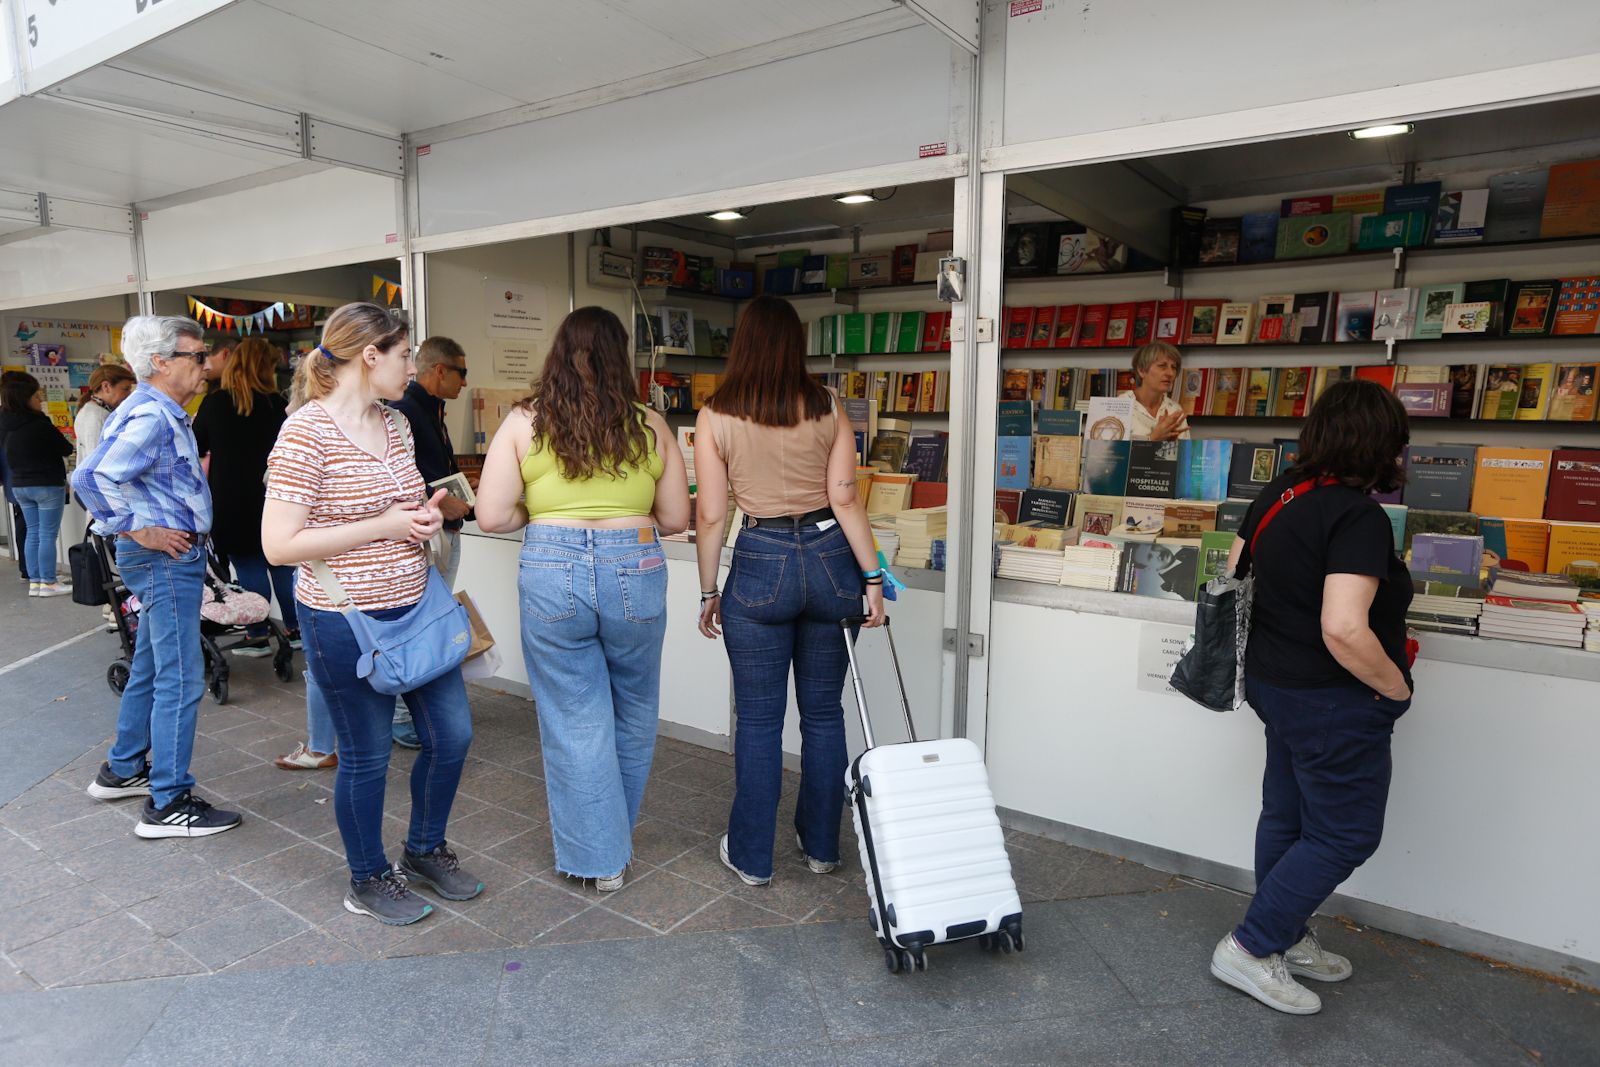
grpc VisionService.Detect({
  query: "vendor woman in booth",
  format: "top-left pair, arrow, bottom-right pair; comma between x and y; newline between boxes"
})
1120,341 -> 1190,441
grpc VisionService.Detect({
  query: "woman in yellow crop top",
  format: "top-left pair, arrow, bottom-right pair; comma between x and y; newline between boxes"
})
476,307 -> 689,891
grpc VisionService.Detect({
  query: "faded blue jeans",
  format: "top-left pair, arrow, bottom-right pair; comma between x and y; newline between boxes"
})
107,540 -> 207,808
13,484 -> 64,582
721,523 -> 863,880
518,525 -> 667,879
301,604 -> 474,882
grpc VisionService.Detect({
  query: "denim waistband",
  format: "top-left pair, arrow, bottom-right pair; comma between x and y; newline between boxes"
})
523,524 -> 659,546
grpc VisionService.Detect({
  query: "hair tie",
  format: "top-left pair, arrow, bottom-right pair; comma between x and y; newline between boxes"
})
316,344 -> 335,360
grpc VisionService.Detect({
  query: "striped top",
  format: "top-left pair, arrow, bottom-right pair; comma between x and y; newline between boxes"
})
72,383 -> 212,536
266,401 -> 428,612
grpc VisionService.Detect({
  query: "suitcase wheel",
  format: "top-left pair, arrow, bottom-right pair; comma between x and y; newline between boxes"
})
885,943 -> 929,974
978,920 -> 1025,954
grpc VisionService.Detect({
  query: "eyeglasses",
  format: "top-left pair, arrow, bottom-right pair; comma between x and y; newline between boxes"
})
445,364 -> 468,381
165,348 -> 209,366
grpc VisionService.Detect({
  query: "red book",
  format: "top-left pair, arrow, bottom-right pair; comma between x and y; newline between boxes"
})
1030,306 -> 1057,348
1005,306 -> 1035,349
1115,370 -> 1136,393
1181,299 -> 1224,345
1153,299 -> 1187,342
1546,448 -> 1600,522
892,244 -> 918,285
1053,305 -> 1082,347
1281,195 -> 1333,217
939,314 -> 952,351
910,482 -> 949,510
993,489 -> 1022,523
921,311 -> 947,352
1077,304 -> 1110,348
1354,365 -> 1398,390
1130,300 -> 1158,346
1104,302 -> 1137,347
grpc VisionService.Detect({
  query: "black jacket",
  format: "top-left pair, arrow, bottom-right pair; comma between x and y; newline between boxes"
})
0,408 -> 72,488
192,388 -> 288,556
388,381 -> 465,531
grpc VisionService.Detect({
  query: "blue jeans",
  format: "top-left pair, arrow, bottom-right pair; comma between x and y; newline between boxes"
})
301,604 -> 474,882
518,525 -> 668,878
304,671 -> 337,755
721,523 -> 863,880
1234,676 -> 1410,957
394,531 -> 460,727
13,485 -> 64,582
108,541 -> 207,808
230,552 -> 298,638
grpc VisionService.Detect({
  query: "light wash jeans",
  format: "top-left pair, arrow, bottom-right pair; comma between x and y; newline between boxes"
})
518,524 -> 667,878
107,540 -> 207,808
394,529 -> 461,727
13,484 -> 65,582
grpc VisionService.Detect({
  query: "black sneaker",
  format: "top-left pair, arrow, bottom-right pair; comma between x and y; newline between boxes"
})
396,842 -> 485,901
285,628 -> 303,651
135,792 -> 242,839
231,637 -> 273,659
344,868 -> 433,926
87,761 -> 150,801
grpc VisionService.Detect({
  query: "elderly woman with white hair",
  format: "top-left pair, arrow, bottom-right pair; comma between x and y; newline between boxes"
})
72,314 -> 244,841
1120,341 -> 1191,441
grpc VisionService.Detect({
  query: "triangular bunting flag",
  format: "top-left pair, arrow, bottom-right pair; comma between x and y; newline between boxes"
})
372,275 -> 384,299
386,282 -> 399,306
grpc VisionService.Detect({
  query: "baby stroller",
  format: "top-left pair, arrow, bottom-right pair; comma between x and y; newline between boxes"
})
95,536 -> 295,705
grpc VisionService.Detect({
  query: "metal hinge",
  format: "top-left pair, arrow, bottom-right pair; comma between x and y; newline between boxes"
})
942,629 -> 986,658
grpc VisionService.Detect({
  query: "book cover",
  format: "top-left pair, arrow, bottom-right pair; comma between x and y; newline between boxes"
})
1515,363 -> 1555,420
1334,291 -> 1376,342
1243,368 -> 1273,416
1004,222 -> 1052,276
1486,169 -> 1549,243
1216,302 -> 1254,345
1353,365 -> 1398,390
1253,293 -> 1295,342
1552,276 -> 1600,336
1358,210 -> 1429,250
1121,497 -> 1167,536
1472,447 -> 1553,519
1291,291 -> 1335,344
1077,304 -> 1110,348
921,311 -> 947,352
1121,542 -> 1200,601
1276,213 -> 1350,259
993,489 -> 1023,523
1403,509 -> 1480,554
1176,439 -> 1232,500
1383,180 -> 1442,218
891,244 -> 918,285
1207,367 -> 1244,416
867,474 -> 915,515
1281,195 -> 1334,217
1198,530 -> 1238,590
1033,434 -> 1083,490
1020,488 -> 1075,527
1239,212 -> 1279,264
1430,188 -> 1488,244
1227,442 -> 1278,500
1055,229 -> 1128,274
1037,408 -> 1082,435
1414,283 -> 1465,339
1275,438 -> 1301,476
1130,300 -> 1158,346
1545,521 -> 1600,590
1199,217 -> 1242,265
1085,396 -> 1135,441
1153,299 -> 1186,343
1546,449 -> 1600,522
1217,500 -> 1251,533
894,312 -> 924,354
997,399 -> 1034,437
1311,365 -> 1355,403
1506,279 -> 1560,336
995,436 -> 1032,491
1539,160 -> 1600,239
1177,367 -> 1210,417
1447,364 -> 1480,419
1396,382 -> 1452,418
1409,533 -> 1484,585
1270,368 -> 1312,418
1461,278 -> 1511,334
1404,445 -> 1477,511
1001,368 -> 1034,402
1052,305 -> 1082,347
1004,306 -> 1035,349
1076,494 -> 1125,536
1477,365 -> 1523,419
1182,299 -> 1223,345
1380,503 -> 1408,551
1029,306 -> 1057,348
1104,302 -> 1136,347
902,435 -> 949,483
1371,288 -> 1414,341
909,482 -> 948,510
1127,439 -> 1180,497
1082,440 -> 1132,495
869,313 -> 896,354
1170,206 -> 1207,266
1163,502 -> 1219,540
1441,302 -> 1492,334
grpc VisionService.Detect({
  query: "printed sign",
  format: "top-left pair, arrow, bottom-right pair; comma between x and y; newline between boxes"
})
1010,0 -> 1043,16
1135,622 -> 1192,696
484,278 -> 548,341
919,142 -> 949,159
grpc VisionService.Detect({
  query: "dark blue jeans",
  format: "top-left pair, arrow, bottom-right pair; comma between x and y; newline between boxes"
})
301,604 -> 473,882
230,552 -> 298,638
722,523 -> 863,879
1234,675 -> 1410,957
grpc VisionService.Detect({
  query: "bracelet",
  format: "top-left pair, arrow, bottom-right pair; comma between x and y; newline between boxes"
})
864,577 -> 884,586
861,568 -> 883,580
700,590 -> 720,602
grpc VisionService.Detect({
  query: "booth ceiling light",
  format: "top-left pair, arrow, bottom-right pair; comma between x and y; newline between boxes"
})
1348,122 -> 1415,140
706,209 -> 747,221
833,192 -> 878,204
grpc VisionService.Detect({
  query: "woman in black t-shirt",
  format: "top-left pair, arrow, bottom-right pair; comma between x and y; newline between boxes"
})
1208,380 -> 1414,1017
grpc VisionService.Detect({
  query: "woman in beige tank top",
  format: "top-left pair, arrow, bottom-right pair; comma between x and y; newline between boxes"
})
694,296 -> 886,886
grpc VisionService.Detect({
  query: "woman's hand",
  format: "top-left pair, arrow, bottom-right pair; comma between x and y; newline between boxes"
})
698,593 -> 722,639
862,583 -> 887,627
406,489 -> 449,543
1151,410 -> 1187,441
379,500 -> 425,541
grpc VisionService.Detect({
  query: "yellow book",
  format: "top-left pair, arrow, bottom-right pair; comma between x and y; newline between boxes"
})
1515,362 -> 1555,420
1470,447 -> 1553,520
1545,522 -> 1600,590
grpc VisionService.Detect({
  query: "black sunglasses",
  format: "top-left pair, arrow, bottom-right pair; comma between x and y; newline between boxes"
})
166,348 -> 209,366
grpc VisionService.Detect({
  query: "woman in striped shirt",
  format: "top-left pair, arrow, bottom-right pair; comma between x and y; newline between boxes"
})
263,303 -> 483,927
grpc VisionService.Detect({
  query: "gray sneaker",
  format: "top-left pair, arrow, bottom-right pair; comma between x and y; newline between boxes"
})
396,843 -> 485,901
1286,928 -> 1354,982
1210,933 -> 1322,1015
344,868 -> 433,925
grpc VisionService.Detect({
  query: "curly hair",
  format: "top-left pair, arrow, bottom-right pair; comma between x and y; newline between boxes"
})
523,306 -> 651,479
1289,379 -> 1410,493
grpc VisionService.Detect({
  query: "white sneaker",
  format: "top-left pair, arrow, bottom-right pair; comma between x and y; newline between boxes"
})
28,582 -> 40,597
1210,933 -> 1322,1015
594,871 -> 626,893
719,834 -> 770,886
1286,929 -> 1353,982
795,832 -> 838,874
33,582 -> 71,598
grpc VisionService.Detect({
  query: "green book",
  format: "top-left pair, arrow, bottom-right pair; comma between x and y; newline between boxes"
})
818,315 -> 835,355
1276,213 -> 1352,259
997,400 -> 1034,437
776,248 -> 809,270
895,312 -> 924,353
1357,211 -> 1429,250
840,313 -> 870,355
1197,530 -> 1237,593
826,254 -> 851,290
869,313 -> 896,354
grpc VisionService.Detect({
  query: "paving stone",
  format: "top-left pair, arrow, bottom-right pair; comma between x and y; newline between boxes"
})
380,916 -> 512,958
670,894 -> 792,936
270,867 -> 355,927
0,976 -> 185,1064
321,905 -> 458,958
1057,848 -> 1178,899
663,837 -> 741,891
237,779 -> 338,839
467,878 -> 591,945
532,905 -> 660,946
440,804 -> 540,851
0,856 -> 83,908
1424,962 -> 1600,1067
233,731 -> 309,762
602,870 -> 723,933
73,847 -> 212,907
10,911 -> 159,988
184,819 -> 303,873
171,898 -> 310,970
230,841 -> 345,897
185,746 -> 267,781
454,763 -> 545,806
128,872 -> 262,937
482,827 -> 557,878
834,1007 -> 1175,1066
725,866 -> 856,922
63,939 -> 210,986
219,928 -> 367,972
206,760 -> 298,802
630,816 -> 711,868
0,880 -> 122,952
656,755 -> 737,795
1061,884 -> 1250,1007
641,1045 -> 841,1067
0,960 -> 41,994
441,846 -> 530,902
21,807 -> 141,856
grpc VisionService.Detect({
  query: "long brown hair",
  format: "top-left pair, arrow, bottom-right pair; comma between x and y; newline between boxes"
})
1289,379 -> 1410,493
707,295 -> 830,426
223,337 -> 279,416
291,302 -> 407,410
524,306 -> 651,479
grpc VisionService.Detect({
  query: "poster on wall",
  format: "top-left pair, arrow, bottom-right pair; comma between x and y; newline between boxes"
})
485,278 -> 549,341
6,318 -> 119,365
490,340 -> 538,387
1135,622 -> 1193,696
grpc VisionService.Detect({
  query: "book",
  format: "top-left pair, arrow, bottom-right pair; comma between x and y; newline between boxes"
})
1476,365 -> 1520,419
891,244 -> 918,285
1075,494 -> 1125,536
1217,500 -> 1251,534
1485,168 -> 1549,243
1552,277 -> 1600,335
1448,364 -> 1480,419
1104,302 -> 1136,347
1176,439 -> 1231,500
997,399 -> 1034,437
1036,408 -> 1082,436
1121,497 -> 1167,536
1357,211 -> 1429,250
1384,180 -> 1441,220
1409,533 -> 1484,585
1291,292 -> 1335,344
1077,304 -> 1109,347
1005,224 -> 1051,277
1403,509 -> 1479,554
1243,368 -> 1273,417
1539,160 -> 1600,239
1483,518 -> 1551,576
1206,367 -> 1244,416
1153,300 -> 1186,343
1126,439 -> 1180,497
1506,280 -> 1560,336
1253,293 -> 1295,342
1370,288 -> 1414,341
1380,503 -> 1408,551
1177,367 -> 1209,417
866,472 -> 916,516
1216,302 -> 1254,345
894,312 -> 924,354
1274,438 -> 1300,477
1182,299 -> 1223,345
1004,306 -> 1035,349
1280,195 -> 1333,217
1052,305 -> 1082,347
1130,300 -> 1158,346
1489,571 -> 1580,600
1515,363 -> 1555,420
1413,283 -> 1465,339
921,311 -> 947,352
1082,441 -> 1132,495
1270,367 -> 1313,418
1545,522 -> 1600,590
1121,542 -> 1200,601
1085,396 -> 1135,441
1227,443 -> 1278,500
1276,213 -> 1351,258
1170,206 -> 1207,266
867,418 -> 913,472
995,436 -> 1032,490
1353,365 -> 1398,391
1197,530 -> 1238,590
1433,188 -> 1489,243
1546,449 -> 1600,522
1441,302 -> 1493,334
1019,488 -> 1075,527
1334,291 -> 1376,342
1461,278 -> 1511,334
1198,217 -> 1241,265
902,434 -> 949,484
1403,445 -> 1476,510
1029,306 -> 1058,348
1239,212 -> 1279,264
1395,382 -> 1452,418
1311,365 -> 1356,404
1163,502 -> 1218,540
1032,434 -> 1082,490
1055,228 -> 1127,274
1471,447 -> 1553,520
993,489 -> 1023,523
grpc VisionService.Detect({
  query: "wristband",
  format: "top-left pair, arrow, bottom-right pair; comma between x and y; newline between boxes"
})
861,568 -> 883,580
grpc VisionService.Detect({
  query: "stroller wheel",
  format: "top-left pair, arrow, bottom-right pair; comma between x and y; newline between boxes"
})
209,673 -> 229,705
273,656 -> 293,683
107,661 -> 130,695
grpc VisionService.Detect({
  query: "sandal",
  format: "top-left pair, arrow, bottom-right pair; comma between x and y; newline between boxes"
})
274,742 -> 337,770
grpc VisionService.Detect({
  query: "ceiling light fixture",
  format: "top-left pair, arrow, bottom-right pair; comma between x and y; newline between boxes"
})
1348,122 -> 1415,140
705,209 -> 746,221
833,192 -> 877,204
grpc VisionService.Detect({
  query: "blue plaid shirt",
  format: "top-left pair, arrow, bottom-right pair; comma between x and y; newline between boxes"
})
72,383 -> 213,536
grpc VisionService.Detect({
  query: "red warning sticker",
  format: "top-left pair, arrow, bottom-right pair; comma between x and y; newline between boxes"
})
1010,0 -> 1042,15
919,142 -> 949,159
416,144 -> 431,157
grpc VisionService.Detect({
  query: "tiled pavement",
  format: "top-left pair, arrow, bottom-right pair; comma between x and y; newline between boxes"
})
1,579 -> 1597,1065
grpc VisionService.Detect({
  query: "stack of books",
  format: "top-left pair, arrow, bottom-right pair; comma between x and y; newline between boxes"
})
1059,545 -> 1121,591
871,523 -> 901,569
1581,592 -> 1600,652
1407,579 -> 1485,636
930,538 -> 946,571
895,508 -> 947,570
1478,572 -> 1586,647
997,544 -> 1066,584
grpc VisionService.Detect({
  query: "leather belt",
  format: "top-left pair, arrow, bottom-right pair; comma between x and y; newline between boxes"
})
747,507 -> 835,530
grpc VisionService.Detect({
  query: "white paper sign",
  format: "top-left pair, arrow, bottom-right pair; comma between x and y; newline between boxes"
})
1136,622 -> 1193,696
490,339 -> 537,385
484,278 -> 548,340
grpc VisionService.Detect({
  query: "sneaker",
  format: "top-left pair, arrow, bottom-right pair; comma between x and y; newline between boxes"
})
719,834 -> 770,887
1210,933 -> 1322,1015
27,582 -> 39,597
594,871 -> 626,893
274,742 -> 337,770
1286,929 -> 1354,983
795,831 -> 838,874
285,628 -> 302,651
396,842 -> 484,901
33,582 -> 71,598
344,868 -> 432,926
231,637 -> 273,658
86,761 -> 151,801
135,792 -> 242,839
391,720 -> 421,749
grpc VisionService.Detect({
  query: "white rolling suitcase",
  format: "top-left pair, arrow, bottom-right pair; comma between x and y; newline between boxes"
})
841,617 -> 1024,974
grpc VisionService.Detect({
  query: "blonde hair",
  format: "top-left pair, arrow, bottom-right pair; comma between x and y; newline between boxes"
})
290,302 -> 408,408
1131,341 -> 1182,385
222,337 -> 280,416
87,363 -> 136,394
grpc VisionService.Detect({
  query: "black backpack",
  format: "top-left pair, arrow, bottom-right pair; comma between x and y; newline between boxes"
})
69,530 -> 110,606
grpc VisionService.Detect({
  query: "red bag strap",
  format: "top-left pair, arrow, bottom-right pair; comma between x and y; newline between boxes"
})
1248,478 -> 1326,556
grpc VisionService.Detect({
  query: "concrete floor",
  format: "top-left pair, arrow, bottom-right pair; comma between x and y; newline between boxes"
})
0,572 -> 1596,1066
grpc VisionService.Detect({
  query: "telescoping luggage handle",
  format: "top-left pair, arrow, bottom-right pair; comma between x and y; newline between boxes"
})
839,616 -> 916,749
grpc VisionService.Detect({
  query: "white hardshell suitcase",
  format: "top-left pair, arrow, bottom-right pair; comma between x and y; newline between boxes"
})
842,617 -> 1023,973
